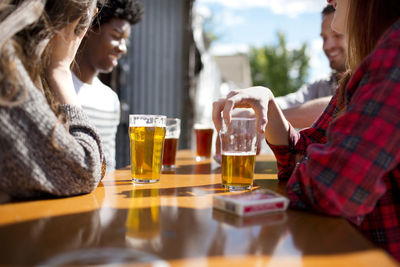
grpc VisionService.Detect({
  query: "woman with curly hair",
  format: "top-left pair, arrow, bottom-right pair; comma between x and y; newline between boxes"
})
0,0 -> 106,199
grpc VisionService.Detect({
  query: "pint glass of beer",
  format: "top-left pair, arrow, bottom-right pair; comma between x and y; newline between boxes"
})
129,115 -> 166,183
219,117 -> 257,191
194,123 -> 214,161
162,118 -> 181,169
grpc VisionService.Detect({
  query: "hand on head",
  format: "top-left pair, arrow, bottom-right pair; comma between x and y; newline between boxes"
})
47,18 -> 89,71
44,18 -> 92,106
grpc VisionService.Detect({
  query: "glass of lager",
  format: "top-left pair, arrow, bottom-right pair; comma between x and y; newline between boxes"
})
162,118 -> 181,170
194,122 -> 214,161
129,115 -> 166,183
219,117 -> 257,191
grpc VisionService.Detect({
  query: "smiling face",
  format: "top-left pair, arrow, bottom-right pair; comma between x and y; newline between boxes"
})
83,17 -> 131,74
321,12 -> 347,73
327,0 -> 349,34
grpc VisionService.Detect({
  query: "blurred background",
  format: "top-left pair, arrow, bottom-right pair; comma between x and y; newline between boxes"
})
104,0 -> 329,168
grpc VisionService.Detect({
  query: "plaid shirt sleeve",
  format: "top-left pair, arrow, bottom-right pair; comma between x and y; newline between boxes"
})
270,21 -> 400,220
268,95 -> 334,180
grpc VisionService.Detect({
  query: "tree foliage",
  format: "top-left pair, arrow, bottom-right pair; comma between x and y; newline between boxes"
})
201,14 -> 222,50
203,15 -> 219,44
249,32 -> 310,97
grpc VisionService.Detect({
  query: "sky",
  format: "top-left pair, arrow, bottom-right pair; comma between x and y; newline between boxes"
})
194,0 -> 330,83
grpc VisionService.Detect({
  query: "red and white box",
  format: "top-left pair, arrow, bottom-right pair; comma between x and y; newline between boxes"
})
213,189 -> 289,216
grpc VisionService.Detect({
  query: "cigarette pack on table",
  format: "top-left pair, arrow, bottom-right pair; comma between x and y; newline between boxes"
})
212,209 -> 287,227
213,189 -> 289,216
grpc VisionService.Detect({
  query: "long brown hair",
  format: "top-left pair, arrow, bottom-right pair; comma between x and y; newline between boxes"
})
336,0 -> 400,112
0,0 -> 100,114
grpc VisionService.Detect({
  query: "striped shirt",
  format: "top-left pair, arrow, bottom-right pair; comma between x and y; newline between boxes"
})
72,73 -> 120,171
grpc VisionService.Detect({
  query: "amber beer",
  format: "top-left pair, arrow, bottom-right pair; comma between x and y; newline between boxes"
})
162,118 -> 181,169
194,124 -> 214,160
162,137 -> 178,167
219,117 -> 257,191
129,126 -> 166,183
221,152 -> 256,190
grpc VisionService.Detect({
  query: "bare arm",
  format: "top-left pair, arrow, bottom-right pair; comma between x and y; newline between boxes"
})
282,96 -> 331,128
265,98 -> 290,145
45,19 -> 88,106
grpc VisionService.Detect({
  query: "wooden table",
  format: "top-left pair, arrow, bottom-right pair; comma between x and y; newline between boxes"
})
0,150 -> 397,266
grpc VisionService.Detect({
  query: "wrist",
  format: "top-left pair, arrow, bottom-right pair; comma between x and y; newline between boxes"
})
45,67 -> 79,106
265,87 -> 274,102
46,64 -> 72,79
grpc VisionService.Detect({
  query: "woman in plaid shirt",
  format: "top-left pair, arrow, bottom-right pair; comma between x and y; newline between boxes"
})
213,0 -> 400,261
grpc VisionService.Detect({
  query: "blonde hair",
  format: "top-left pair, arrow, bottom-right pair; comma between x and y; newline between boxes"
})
336,0 -> 400,112
0,0 -> 99,114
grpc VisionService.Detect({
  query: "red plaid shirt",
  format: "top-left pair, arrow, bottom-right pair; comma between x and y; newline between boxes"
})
269,18 -> 400,261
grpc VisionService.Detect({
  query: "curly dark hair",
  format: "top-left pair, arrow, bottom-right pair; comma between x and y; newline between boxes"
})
322,4 -> 335,17
95,0 -> 143,27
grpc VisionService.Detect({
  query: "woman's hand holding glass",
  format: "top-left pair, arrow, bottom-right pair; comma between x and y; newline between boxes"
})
212,86 -> 273,134
212,86 -> 290,147
48,19 -> 88,71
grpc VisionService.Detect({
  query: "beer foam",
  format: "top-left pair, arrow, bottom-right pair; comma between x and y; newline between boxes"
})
194,123 -> 214,130
131,124 -> 166,127
222,152 -> 256,156
129,115 -> 166,127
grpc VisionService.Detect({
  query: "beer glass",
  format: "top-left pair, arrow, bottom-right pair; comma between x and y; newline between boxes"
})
219,117 -> 257,191
162,118 -> 181,169
129,115 -> 166,183
194,123 -> 214,161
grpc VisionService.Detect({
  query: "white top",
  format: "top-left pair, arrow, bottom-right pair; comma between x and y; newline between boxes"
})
72,73 -> 120,171
275,72 -> 338,110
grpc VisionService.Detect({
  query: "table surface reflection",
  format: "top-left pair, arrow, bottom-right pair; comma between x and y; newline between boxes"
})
0,150 -> 397,266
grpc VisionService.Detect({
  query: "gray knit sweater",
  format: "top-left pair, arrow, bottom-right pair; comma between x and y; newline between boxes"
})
0,57 -> 105,199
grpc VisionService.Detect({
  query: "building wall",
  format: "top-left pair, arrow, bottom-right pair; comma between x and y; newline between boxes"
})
214,54 -> 253,88
115,0 -> 195,169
